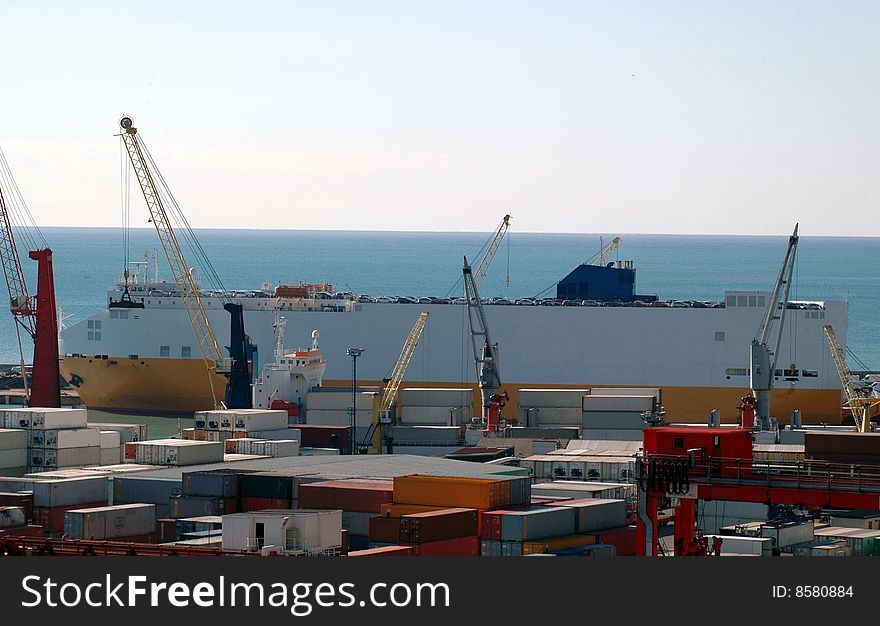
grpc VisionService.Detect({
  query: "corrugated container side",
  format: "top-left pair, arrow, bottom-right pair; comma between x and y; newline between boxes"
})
399,508 -> 478,544
379,503 -> 447,518
407,535 -> 479,556
522,533 -> 597,555
34,500 -> 107,533
241,473 -> 296,499
241,496 -> 291,512
170,495 -> 239,518
114,477 -> 181,506
33,477 -> 109,508
369,516 -> 402,543
555,498 -> 627,533
298,480 -> 393,513
500,507 -> 577,542
592,526 -> 637,556
393,475 -> 507,509
480,539 -> 502,556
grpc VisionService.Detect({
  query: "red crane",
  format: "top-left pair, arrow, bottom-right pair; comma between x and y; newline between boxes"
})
0,150 -> 60,407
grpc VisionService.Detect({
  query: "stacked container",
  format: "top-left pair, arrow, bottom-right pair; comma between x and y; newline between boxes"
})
127,440 -> 224,466
0,428 -> 27,475
2,408 -> 100,473
517,389 -> 591,426
400,388 -> 473,426
64,503 -> 156,541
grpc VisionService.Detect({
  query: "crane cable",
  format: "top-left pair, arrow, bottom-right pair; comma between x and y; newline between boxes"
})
0,145 -> 46,251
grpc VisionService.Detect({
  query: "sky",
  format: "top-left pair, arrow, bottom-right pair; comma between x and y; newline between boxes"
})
1,0 -> 878,235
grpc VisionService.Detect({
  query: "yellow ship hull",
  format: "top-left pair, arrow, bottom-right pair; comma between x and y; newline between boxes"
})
61,355 -> 845,425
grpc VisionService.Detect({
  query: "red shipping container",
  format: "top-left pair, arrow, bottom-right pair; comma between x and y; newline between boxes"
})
298,480 -> 393,513
124,442 -> 137,460
480,510 -> 517,541
369,516 -> 402,543
407,535 -> 480,556
241,497 -> 291,512
595,526 -> 637,556
348,545 -> 414,557
296,425 -> 352,455
34,501 -> 107,533
400,508 -> 478,544
0,524 -> 44,539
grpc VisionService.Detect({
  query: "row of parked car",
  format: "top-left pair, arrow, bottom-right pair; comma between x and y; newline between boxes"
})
311,292 -> 728,308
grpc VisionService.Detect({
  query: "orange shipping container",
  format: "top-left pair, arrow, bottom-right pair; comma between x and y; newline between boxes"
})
522,533 -> 597,555
123,442 -> 137,461
393,475 -> 508,510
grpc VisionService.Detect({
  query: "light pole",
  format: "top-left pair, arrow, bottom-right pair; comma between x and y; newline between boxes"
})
346,347 -> 364,454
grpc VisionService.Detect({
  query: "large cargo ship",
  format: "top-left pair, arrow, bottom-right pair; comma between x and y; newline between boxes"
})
59,258 -> 847,424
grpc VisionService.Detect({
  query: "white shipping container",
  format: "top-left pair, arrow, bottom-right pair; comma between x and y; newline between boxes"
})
0,428 -> 27,451
100,448 -> 122,466
581,411 -> 648,430
99,431 -> 121,450
250,440 -> 299,458
306,391 -> 377,411
87,423 -> 147,443
28,446 -> 101,469
401,388 -> 474,407
2,408 -> 88,430
194,409 -> 289,433
32,476 -> 109,507
305,409 -> 374,428
133,440 -> 224,466
582,395 -> 655,412
29,428 -> 101,450
530,481 -> 634,500
707,535 -> 773,556
0,448 -> 27,469
248,428 -> 301,440
590,387 -> 661,402
533,407 -> 582,425
400,406 -> 467,425
518,389 -> 591,408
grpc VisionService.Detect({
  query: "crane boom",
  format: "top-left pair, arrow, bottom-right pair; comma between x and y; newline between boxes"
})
473,214 -> 510,287
463,256 -> 501,419
823,324 -> 870,432
587,236 -> 621,266
118,116 -> 223,405
381,312 -> 429,415
749,223 -> 799,429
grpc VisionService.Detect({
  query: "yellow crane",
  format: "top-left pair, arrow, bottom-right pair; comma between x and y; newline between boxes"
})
823,324 -> 871,432
367,311 -> 429,453
118,116 -> 225,407
587,236 -> 621,266
473,214 -> 511,287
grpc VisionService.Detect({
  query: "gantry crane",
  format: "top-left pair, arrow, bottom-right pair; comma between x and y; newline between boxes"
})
463,256 -> 506,432
118,116 -> 249,409
587,236 -> 621,266
364,312 -> 429,454
472,214 -> 511,288
823,324 -> 871,432
0,153 -> 60,407
749,224 -> 799,430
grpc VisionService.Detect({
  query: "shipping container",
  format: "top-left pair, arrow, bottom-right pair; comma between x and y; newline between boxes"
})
407,535 -> 479,556
304,408 -> 374,428
340,511 -> 373,537
64,503 -> 156,540
28,446 -> 101,469
157,518 -> 177,543
249,439 -> 300,458
0,506 -> 26,528
182,469 -> 253,498
195,409 -> 289,433
522,533 -> 597,555
552,543 -> 616,557
501,507 -> 577,542
393,475 -> 508,509
0,428 -> 27,451
170,495 -> 238,518
348,545 -> 414,557
29,428 -> 100,449
175,515 -> 223,537
501,541 -> 522,557
131,440 -> 224,466
99,430 -> 121,449
307,391 -> 377,411
592,526 -> 637,556
399,406 -> 468,426
299,479 -> 393,513
32,477 -> 108,508
530,481 -> 634,501
590,387 -> 661,402
401,388 -> 474,408
2,408 -> 87,430
0,448 -> 26,470
290,425 -> 351,455
518,389 -> 592,409
34,500 -> 107,533
241,496 -> 292,512
99,448 -> 121,466
87,423 -> 147,444
241,473 -> 298,500
760,521 -> 814,550
399,508 -> 478,544
369,516 -> 402,543
582,395 -> 655,412
480,539 -> 502,556
299,448 -> 341,456
555,498 -> 626,533
0,492 -> 33,521
380,503 -> 447,518
480,510 -> 517,541
113,476 -> 181,506
387,426 -> 464,444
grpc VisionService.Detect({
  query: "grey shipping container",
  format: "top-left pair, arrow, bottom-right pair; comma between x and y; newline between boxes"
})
480,540 -> 502,557
182,469 -> 252,498
501,541 -> 523,557
501,507 -> 577,542
33,477 -> 109,508
64,503 -> 156,540
555,498 -> 626,533
113,476 -> 181,506
0,429 -> 27,451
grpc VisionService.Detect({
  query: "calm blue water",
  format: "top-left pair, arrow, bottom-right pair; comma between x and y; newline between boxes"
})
5,227 -> 880,370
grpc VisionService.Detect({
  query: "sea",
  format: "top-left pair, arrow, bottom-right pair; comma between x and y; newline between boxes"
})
3,227 -> 879,436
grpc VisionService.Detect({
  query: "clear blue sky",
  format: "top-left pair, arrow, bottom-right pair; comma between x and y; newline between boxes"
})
1,1 -> 878,235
